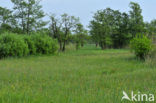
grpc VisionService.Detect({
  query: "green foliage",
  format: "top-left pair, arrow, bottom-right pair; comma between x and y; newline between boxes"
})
11,0 -> 47,34
23,35 -> 36,55
145,20 -> 156,38
75,41 -> 80,50
0,33 -> 29,58
31,34 -> 58,54
0,24 -> 12,33
89,8 -> 131,49
0,33 -> 58,58
74,23 -> 88,49
105,37 -> 113,48
129,2 -> 145,37
130,34 -> 152,60
0,6 -> 12,25
49,13 -> 79,51
89,2 -> 145,49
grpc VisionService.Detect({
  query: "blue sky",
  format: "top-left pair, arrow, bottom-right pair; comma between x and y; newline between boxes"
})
0,0 -> 156,28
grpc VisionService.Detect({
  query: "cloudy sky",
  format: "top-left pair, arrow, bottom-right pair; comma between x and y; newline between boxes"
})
0,0 -> 156,28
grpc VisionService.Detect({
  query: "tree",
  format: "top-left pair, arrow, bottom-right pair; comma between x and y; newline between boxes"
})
89,8 -> 123,49
11,0 -> 47,34
89,2 -> 145,49
145,20 -> 156,43
129,2 -> 145,37
89,8 -> 110,49
89,20 -> 101,47
49,14 -> 64,51
147,20 -> 156,36
0,7 -> 18,33
109,10 -> 122,48
74,23 -> 87,48
111,12 -> 131,48
61,14 -> 79,51
0,7 -> 12,25
49,13 -> 79,51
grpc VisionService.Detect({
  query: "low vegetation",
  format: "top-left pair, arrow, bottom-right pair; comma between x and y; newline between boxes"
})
0,45 -> 155,103
0,33 -> 58,58
0,33 -> 29,58
130,34 -> 152,60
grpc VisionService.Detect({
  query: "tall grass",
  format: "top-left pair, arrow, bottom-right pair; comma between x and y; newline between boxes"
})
146,46 -> 156,67
0,44 -> 155,103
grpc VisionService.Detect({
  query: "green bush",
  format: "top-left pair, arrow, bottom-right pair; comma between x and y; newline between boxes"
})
0,33 -> 58,58
23,35 -> 36,55
31,34 -> 58,54
0,33 -> 29,58
130,35 -> 152,60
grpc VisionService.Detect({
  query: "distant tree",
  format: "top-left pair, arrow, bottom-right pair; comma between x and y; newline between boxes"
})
74,23 -> 87,48
112,12 -> 131,48
49,13 -> 79,51
61,14 -> 79,51
129,2 -> 145,37
11,0 -> 47,34
0,7 -> 12,25
89,20 -> 101,47
145,20 -> 156,43
49,14 -> 64,51
148,20 -> 156,36
89,8 -> 112,49
90,2 -> 145,49
0,7 -> 13,33
109,9 -> 122,48
90,8 -> 130,49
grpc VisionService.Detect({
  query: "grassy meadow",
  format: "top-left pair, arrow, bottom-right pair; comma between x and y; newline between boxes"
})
0,44 -> 155,103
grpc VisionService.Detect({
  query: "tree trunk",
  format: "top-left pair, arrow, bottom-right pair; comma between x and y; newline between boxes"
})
26,14 -> 30,34
96,43 -> 98,47
101,45 -> 105,50
59,41 -> 63,51
100,42 -> 105,50
62,41 -> 66,52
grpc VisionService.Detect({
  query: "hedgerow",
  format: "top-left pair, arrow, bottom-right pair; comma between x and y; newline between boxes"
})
31,34 -> 58,54
0,33 -> 58,58
0,33 -> 29,58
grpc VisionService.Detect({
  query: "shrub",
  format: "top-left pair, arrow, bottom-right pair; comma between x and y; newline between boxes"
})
23,35 -> 36,55
0,33 -> 58,58
31,34 -> 58,54
0,33 -> 29,58
130,34 -> 152,60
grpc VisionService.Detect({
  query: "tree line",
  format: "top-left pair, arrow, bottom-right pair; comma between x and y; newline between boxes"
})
89,2 -> 156,49
0,1 -> 156,52
0,0 -> 89,52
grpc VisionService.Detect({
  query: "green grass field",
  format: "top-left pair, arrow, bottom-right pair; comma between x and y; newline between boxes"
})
0,44 -> 155,103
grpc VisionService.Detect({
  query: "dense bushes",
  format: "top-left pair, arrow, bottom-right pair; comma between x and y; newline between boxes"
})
0,34 -> 29,58
0,33 -> 58,58
23,35 -> 36,55
130,35 -> 152,60
31,34 -> 58,54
